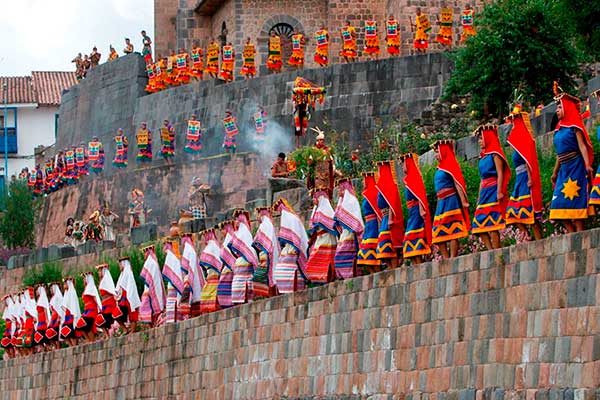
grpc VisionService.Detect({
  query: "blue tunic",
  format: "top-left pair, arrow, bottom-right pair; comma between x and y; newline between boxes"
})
403,189 -> 430,258
357,199 -> 380,266
472,154 -> 505,233
376,193 -> 394,259
432,169 -> 468,243
505,151 -> 536,224
590,125 -> 600,205
549,127 -> 589,219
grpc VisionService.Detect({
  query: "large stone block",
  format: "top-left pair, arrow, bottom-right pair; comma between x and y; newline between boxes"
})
131,223 -> 158,245
272,187 -> 312,215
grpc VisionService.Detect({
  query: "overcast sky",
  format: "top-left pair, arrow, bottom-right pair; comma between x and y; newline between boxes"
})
0,0 -> 154,76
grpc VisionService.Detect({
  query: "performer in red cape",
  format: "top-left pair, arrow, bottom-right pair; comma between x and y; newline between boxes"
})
375,160 -> 404,268
550,82 -> 594,232
472,124 -> 511,250
357,172 -> 382,273
505,107 -> 543,240
431,140 -> 470,258
400,153 -> 432,264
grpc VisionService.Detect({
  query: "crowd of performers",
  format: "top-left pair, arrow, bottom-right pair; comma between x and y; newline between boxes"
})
3,85 -> 599,356
20,137 -> 106,197
22,109 -> 264,197
143,6 -> 476,93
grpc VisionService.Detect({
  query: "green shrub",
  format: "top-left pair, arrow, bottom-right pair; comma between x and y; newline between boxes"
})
22,262 -> 64,288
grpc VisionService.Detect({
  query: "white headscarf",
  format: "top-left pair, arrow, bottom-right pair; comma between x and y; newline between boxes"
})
83,273 -> 101,311
23,288 -> 38,322
98,266 -> 117,296
116,258 -> 141,310
182,237 -> 203,302
62,279 -> 81,323
2,295 -> 13,321
36,286 -> 51,322
140,250 -> 166,313
49,284 -> 65,321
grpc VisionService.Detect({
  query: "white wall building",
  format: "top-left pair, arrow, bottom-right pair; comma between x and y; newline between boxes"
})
0,72 -> 77,184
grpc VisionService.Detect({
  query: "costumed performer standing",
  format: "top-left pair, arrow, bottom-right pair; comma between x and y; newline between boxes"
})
472,124 -> 511,250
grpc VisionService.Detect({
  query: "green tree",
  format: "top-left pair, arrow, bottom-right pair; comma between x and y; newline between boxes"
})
0,181 -> 37,248
556,0 -> 600,62
445,0 -> 580,117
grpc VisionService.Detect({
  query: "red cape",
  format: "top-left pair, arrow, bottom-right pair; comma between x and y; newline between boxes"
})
376,161 -> 405,246
479,126 -> 511,213
437,141 -> 471,230
507,113 -> 543,214
403,154 -> 432,245
557,95 -> 594,167
362,173 -> 382,220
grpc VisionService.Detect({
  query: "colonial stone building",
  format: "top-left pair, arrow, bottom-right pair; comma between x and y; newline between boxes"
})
155,0 -> 482,73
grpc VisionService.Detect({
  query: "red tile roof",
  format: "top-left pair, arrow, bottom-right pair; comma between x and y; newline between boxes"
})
0,76 -> 35,104
32,71 -> 77,106
0,71 -> 77,106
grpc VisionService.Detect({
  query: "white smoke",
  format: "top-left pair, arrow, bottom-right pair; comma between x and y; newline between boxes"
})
237,99 -> 294,177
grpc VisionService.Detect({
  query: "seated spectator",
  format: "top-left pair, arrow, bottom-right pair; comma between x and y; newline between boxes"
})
271,153 -> 290,178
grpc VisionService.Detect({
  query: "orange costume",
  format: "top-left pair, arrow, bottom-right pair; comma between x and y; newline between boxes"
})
241,42 -> 256,77
386,19 -> 400,55
205,42 -> 220,76
340,25 -> 357,59
266,35 -> 283,72
175,51 -> 190,85
165,54 -> 177,86
219,45 -> 235,82
364,20 -> 380,56
437,7 -> 454,46
461,8 -> 476,42
314,29 -> 329,67
190,47 -> 204,79
414,12 -> 432,49
288,34 -> 305,67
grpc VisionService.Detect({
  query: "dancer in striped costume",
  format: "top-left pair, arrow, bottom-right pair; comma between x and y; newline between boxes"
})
306,189 -> 337,284
273,199 -> 308,294
139,245 -> 166,327
199,229 -> 222,313
163,241 -> 185,324
217,221 -> 236,308
181,234 -> 203,317
334,179 -> 364,279
252,208 -> 279,298
229,209 -> 259,304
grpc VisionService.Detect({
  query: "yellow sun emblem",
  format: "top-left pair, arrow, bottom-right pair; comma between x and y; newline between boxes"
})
561,178 -> 581,201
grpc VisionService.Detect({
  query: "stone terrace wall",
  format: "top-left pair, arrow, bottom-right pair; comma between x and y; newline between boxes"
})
2,228 -> 600,399
133,51 -> 452,156
36,152 -> 266,247
56,52 -> 453,177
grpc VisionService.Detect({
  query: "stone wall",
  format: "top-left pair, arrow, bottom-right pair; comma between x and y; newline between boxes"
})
133,52 -> 453,154
56,54 -> 147,161
35,152 -> 266,247
162,0 -> 484,71
2,228 -> 600,399
54,51 -> 452,177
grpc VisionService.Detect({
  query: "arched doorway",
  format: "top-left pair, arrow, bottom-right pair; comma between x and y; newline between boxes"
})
258,15 -> 305,74
270,23 -> 294,70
